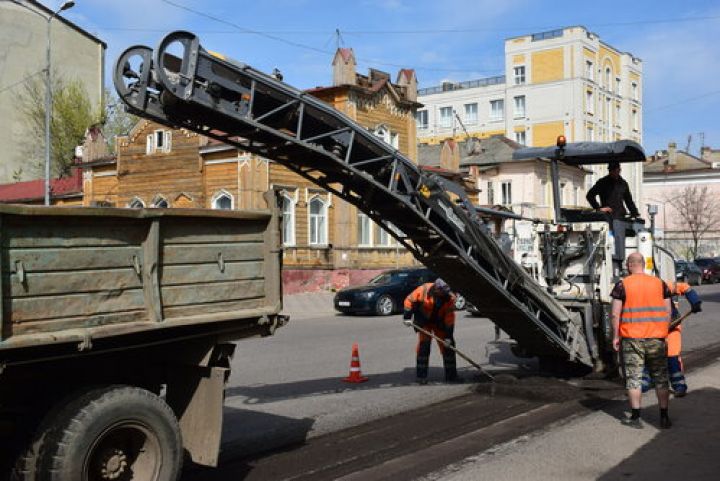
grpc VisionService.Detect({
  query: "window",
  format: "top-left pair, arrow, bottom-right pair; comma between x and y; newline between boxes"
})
390,132 -> 399,149
586,126 -> 594,141
439,106 -> 453,128
513,66 -> 526,85
464,103 -> 478,124
615,77 -> 621,95
153,197 -> 169,208
586,90 -> 594,114
585,60 -> 594,80
308,197 -> 327,245
212,190 -> 233,210
631,81 -> 639,101
358,212 -> 372,246
501,181 -> 512,205
146,130 -> 172,154
415,110 -> 428,129
514,130 -> 526,145
490,99 -> 504,121
606,97 -> 612,129
604,67 -> 611,89
128,197 -> 145,208
487,181 -> 494,205
559,182 -> 567,205
374,124 -> 390,143
616,103 -> 621,127
377,223 -> 393,247
632,109 -> 639,131
513,96 -> 526,118
281,193 -> 296,246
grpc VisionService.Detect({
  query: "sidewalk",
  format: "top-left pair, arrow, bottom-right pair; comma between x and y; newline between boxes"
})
427,359 -> 720,481
281,291 -> 338,320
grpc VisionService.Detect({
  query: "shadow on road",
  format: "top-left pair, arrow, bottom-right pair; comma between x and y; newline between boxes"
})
182,407 -> 315,480
225,366 -> 486,404
595,387 -> 720,481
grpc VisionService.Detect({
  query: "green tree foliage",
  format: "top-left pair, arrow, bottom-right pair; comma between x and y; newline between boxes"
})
16,71 -> 102,178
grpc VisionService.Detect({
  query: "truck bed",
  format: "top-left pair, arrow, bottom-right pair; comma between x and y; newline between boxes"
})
0,204 -> 283,355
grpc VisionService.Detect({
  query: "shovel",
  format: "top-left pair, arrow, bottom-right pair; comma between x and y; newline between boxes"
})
405,320 -> 495,381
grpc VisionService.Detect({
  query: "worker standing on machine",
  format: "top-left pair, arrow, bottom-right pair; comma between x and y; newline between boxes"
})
587,161 -> 641,270
586,161 -> 639,220
403,279 -> 460,384
612,252 -> 673,429
642,281 -> 702,397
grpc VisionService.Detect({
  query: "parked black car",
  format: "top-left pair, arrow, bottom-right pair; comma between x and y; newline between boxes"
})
675,260 -> 703,285
694,258 -> 720,283
333,267 -> 465,316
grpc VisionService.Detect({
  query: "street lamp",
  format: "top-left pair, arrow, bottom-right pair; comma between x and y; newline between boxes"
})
44,0 -> 75,206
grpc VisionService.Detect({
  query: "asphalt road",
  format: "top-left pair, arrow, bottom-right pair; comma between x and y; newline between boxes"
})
182,283 -> 720,480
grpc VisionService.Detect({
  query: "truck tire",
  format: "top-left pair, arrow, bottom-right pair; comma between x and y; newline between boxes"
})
31,385 -> 182,481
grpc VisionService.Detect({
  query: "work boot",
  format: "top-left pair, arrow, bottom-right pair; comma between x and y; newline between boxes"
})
660,416 -> 672,429
621,416 -> 643,429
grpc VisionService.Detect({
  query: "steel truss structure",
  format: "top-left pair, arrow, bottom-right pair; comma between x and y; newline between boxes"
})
114,31 -> 592,366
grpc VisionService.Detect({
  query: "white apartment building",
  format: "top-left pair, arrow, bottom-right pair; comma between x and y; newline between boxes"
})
417,26 -> 644,203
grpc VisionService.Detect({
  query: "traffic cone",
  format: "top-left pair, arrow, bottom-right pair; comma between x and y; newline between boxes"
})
343,343 -> 369,383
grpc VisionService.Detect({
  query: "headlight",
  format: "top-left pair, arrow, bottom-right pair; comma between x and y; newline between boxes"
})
361,291 -> 375,299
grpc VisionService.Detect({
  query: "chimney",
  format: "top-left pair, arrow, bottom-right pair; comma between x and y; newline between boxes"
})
396,69 -> 417,102
667,142 -> 677,166
332,48 -> 356,87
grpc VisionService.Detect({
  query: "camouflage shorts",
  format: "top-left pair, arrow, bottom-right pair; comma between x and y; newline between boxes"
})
621,338 -> 669,390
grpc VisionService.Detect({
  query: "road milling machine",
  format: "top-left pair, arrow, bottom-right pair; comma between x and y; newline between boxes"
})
114,31 -> 674,374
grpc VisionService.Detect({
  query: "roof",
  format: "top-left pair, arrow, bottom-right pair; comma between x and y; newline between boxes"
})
513,140 -> 646,166
23,1 -> 107,48
0,167 -> 83,203
644,149 -> 714,174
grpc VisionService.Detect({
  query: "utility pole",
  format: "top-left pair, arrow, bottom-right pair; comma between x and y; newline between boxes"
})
44,1 -> 76,206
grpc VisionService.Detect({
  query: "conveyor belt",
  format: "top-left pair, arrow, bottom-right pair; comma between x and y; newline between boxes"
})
113,31 -> 592,366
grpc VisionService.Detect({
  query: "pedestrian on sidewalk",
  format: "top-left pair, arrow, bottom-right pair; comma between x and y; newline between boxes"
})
403,278 -> 460,384
611,252 -> 673,429
642,281 -> 702,397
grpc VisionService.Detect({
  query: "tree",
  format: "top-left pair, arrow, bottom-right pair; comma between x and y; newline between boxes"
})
102,89 -> 138,153
16,71 -> 102,178
666,185 -> 720,259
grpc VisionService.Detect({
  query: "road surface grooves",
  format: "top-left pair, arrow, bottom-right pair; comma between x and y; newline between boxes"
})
183,341 -> 720,481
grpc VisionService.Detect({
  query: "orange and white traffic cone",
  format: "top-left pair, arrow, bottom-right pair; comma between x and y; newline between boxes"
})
343,342 -> 368,383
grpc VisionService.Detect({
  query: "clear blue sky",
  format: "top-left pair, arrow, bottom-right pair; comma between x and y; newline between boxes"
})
58,0 -> 720,155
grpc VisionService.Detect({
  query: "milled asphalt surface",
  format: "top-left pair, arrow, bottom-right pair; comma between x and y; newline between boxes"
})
426,353 -> 720,481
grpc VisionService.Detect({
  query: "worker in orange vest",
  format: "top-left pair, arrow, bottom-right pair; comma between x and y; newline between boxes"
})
403,278 -> 459,384
642,281 -> 702,396
611,252 -> 672,429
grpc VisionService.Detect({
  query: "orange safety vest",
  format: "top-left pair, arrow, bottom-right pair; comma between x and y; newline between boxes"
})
619,274 -> 669,339
667,282 -> 691,356
404,283 -> 456,326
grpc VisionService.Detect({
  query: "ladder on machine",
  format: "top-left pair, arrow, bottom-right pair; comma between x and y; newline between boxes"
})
113,31 -> 593,367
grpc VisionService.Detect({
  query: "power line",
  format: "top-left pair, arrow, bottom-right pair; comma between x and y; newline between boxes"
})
156,0 -> 500,74
646,89 -> 720,113
97,14 -> 720,35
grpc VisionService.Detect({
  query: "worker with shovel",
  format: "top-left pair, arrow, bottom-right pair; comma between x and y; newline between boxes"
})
642,281 -> 702,397
403,278 -> 461,384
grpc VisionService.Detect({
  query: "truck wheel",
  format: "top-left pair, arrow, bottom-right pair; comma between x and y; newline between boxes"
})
37,385 -> 182,481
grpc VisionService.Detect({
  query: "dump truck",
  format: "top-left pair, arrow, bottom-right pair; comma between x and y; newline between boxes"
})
0,202 -> 286,480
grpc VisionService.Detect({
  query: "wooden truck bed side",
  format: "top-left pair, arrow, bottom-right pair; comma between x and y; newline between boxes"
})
0,203 -> 282,353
